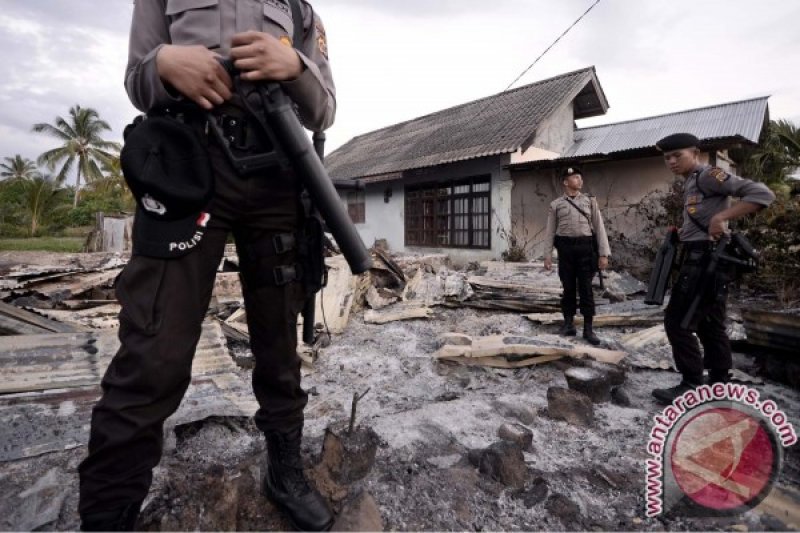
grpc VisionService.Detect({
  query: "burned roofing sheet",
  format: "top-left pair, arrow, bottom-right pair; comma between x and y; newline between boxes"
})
0,322 -> 256,462
562,96 -> 769,159
326,67 -> 605,181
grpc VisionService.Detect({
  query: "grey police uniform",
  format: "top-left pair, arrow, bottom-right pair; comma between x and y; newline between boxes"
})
543,192 -> 610,319
665,164 -> 774,384
79,0 -> 335,519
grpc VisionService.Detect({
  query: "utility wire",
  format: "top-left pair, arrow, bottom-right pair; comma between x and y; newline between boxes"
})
469,0 -> 602,122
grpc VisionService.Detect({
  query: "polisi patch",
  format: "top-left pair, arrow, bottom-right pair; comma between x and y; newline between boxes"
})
169,231 -> 205,253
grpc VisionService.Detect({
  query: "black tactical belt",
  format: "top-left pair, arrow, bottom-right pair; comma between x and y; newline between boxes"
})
682,241 -> 712,251
555,235 -> 593,245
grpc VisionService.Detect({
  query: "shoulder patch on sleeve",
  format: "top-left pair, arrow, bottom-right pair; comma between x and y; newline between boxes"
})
315,20 -> 328,58
706,167 -> 730,183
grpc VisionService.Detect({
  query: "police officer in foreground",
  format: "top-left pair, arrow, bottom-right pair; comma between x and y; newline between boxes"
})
543,167 -> 611,346
651,133 -> 775,405
78,0 -> 336,530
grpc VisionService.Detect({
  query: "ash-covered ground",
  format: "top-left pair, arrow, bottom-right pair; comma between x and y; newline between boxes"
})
3,301 -> 797,531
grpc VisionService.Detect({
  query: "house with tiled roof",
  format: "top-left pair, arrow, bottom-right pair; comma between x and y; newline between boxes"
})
326,66 -> 769,263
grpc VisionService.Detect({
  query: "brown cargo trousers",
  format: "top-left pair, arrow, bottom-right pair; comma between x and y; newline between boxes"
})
78,140 -> 309,515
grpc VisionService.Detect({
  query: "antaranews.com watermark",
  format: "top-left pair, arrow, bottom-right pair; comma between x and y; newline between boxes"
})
646,383 -> 797,517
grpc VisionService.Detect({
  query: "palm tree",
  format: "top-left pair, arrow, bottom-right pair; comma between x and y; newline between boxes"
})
773,119 -> 800,170
11,174 -> 70,236
32,105 -> 120,208
734,119 -> 800,188
92,154 -> 128,196
1,155 -> 40,181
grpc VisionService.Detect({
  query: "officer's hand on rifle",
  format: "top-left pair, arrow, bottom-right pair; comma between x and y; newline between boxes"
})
544,257 -> 553,271
598,256 -> 609,271
230,31 -> 303,82
708,213 -> 728,240
156,45 -> 233,110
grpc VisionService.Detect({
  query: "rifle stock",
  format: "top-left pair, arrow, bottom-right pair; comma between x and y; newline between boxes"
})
645,227 -> 679,305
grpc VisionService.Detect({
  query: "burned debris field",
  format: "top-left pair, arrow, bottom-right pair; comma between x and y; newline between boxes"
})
1,250 -> 798,531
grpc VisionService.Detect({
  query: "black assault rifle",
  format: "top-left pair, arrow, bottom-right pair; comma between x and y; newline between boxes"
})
209,61 -> 372,343
210,59 -> 372,277
679,232 -> 760,330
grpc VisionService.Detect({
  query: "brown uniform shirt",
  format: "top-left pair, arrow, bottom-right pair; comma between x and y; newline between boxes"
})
543,192 -> 611,259
125,0 -> 336,131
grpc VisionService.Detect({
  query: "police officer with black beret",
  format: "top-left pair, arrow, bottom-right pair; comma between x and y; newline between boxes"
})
651,133 -> 775,405
543,167 -> 611,345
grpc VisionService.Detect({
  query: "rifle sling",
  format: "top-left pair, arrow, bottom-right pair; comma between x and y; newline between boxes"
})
564,196 -> 598,246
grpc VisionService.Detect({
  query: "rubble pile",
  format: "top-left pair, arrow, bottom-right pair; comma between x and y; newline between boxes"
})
0,248 -> 798,531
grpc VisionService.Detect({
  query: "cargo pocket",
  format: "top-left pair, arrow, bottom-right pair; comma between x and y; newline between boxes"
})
166,0 -> 221,49
115,256 -> 168,336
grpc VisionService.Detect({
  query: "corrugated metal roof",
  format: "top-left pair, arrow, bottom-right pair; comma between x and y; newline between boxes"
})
562,97 -> 769,159
327,67 -> 605,181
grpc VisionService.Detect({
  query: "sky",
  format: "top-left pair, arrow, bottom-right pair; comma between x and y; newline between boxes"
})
1,0 -> 799,186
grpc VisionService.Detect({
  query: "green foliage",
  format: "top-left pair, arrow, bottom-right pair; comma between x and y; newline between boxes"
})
1,155 -> 40,181
0,106 -> 132,238
32,105 -> 121,207
17,175 -> 72,236
737,195 -> 800,305
0,237 -> 85,253
67,195 -> 132,227
730,119 -> 800,187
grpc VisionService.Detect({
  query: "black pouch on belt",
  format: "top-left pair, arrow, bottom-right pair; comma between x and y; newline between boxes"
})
299,213 -> 327,298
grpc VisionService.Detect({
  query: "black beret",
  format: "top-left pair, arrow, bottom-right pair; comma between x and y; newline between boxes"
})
656,133 -> 700,152
562,167 -> 582,178
121,115 -> 214,258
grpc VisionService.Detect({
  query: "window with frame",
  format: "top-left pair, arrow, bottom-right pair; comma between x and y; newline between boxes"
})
405,176 -> 491,249
347,190 -> 365,224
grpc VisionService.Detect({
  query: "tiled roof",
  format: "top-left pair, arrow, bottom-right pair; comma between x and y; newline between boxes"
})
561,97 -> 769,159
327,67 -> 605,181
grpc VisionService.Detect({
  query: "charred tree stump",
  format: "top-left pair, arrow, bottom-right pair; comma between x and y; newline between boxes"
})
564,367 -> 612,403
320,422 -> 380,484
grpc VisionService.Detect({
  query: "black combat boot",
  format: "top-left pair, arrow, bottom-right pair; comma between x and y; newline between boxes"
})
652,378 -> 702,406
263,428 -> 333,531
559,316 -> 577,337
582,317 -> 601,346
80,501 -> 142,531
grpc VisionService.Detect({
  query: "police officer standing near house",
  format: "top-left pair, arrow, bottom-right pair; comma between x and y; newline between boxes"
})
651,133 -> 774,405
78,0 -> 336,530
544,167 -> 611,346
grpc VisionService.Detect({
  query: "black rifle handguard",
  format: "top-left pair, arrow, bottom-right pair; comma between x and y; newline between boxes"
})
217,59 -> 372,275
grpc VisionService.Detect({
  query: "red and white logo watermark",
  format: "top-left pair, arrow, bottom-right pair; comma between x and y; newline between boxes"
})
646,383 -> 797,517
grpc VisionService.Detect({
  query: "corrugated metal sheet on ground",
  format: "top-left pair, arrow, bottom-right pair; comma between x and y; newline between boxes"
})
0,321 -> 237,395
562,97 -> 769,159
0,321 -> 256,462
0,301 -> 85,335
743,309 -> 800,353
